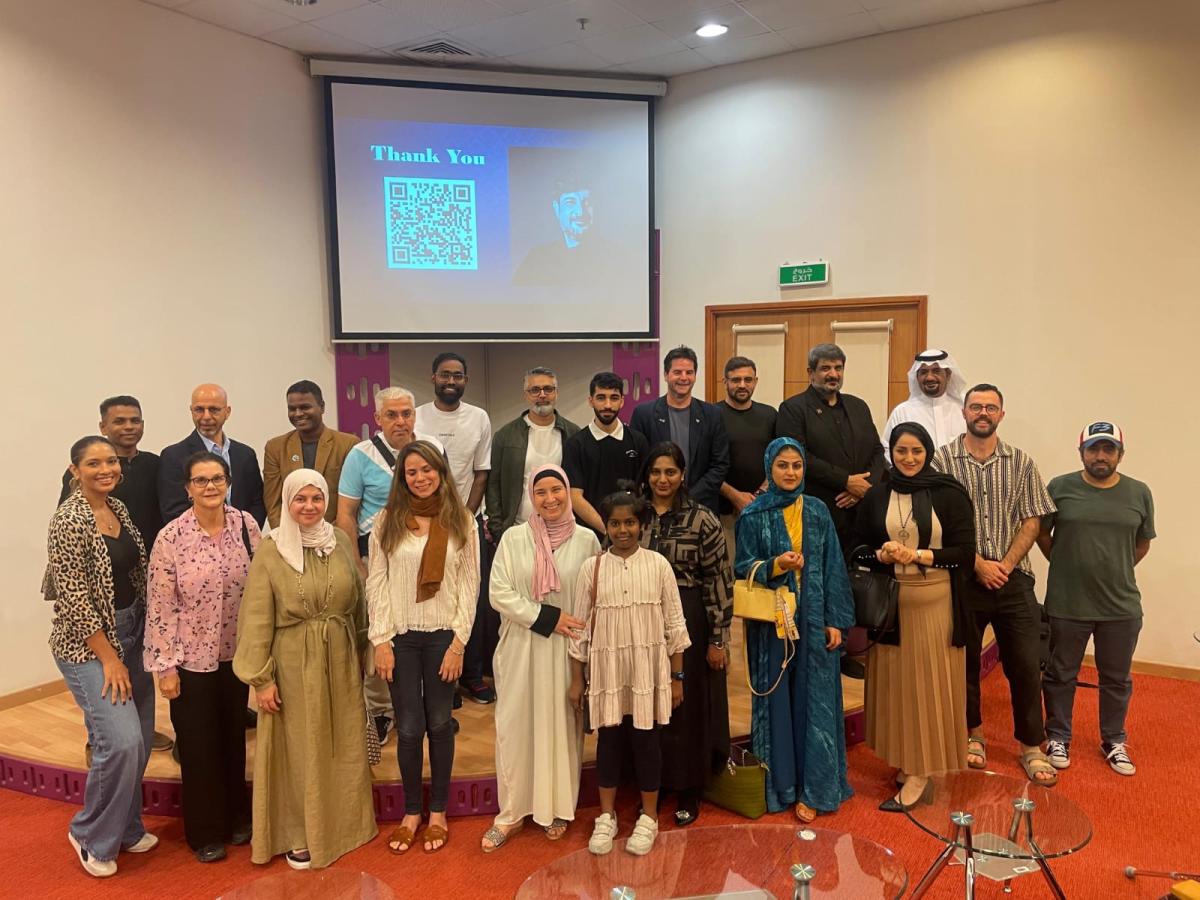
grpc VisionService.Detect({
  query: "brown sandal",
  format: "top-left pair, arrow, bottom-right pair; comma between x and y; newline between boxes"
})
387,826 -> 416,854
420,824 -> 449,853
794,802 -> 817,823
967,736 -> 988,770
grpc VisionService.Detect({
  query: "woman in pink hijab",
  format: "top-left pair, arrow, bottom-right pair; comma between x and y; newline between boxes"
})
481,466 -> 600,852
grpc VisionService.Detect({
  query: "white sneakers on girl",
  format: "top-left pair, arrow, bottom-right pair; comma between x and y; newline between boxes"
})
625,814 -> 659,856
68,832 -> 116,878
588,812 -> 618,855
124,833 -> 159,853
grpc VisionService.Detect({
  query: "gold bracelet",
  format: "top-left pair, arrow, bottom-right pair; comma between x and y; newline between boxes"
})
449,645 -> 465,656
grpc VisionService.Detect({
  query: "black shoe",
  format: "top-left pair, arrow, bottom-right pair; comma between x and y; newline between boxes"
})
230,825 -> 252,846
463,680 -> 496,704
196,844 -> 226,863
451,717 -> 460,734
841,657 -> 866,679
374,715 -> 392,746
244,707 -> 258,729
879,780 -> 933,813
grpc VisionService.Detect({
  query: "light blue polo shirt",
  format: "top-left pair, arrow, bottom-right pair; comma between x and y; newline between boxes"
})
337,433 -> 442,535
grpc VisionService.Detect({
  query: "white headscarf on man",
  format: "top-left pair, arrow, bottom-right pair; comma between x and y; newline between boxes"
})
905,348 -> 968,404
271,468 -> 339,574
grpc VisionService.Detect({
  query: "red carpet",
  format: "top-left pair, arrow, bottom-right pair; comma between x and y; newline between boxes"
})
2,666 -> 1195,899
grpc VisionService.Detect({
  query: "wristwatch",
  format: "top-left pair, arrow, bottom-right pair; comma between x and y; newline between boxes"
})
671,671 -> 686,682
708,639 -> 725,649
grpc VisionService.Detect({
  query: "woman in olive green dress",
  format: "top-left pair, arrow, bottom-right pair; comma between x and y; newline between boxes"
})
234,469 -> 376,869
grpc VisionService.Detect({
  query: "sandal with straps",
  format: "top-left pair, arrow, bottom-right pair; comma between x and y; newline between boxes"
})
967,736 -> 988,770
481,821 -> 523,852
794,802 -> 817,824
1020,748 -> 1059,787
544,819 -> 569,841
387,826 -> 416,855
420,824 -> 449,853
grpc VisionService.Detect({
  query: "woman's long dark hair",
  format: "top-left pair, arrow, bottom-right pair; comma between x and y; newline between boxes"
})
375,441 -> 472,556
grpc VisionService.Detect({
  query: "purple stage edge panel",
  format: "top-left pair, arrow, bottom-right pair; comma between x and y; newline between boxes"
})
612,342 -> 660,424
335,343 -> 391,441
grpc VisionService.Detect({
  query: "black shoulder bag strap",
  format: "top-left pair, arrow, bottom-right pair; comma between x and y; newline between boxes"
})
240,512 -> 253,558
371,434 -> 397,471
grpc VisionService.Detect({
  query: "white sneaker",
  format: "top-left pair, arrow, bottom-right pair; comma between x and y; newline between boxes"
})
68,832 -> 117,878
1045,740 -> 1070,770
124,833 -> 159,853
588,812 -> 618,855
1103,742 -> 1136,776
625,813 -> 659,856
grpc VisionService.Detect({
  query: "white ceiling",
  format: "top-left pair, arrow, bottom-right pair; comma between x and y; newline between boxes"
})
141,0 -> 1052,78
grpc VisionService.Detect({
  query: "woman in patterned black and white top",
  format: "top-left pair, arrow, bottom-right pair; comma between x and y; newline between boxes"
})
46,436 -> 157,878
639,442 -> 733,827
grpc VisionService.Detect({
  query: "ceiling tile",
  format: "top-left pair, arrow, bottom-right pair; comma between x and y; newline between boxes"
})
259,21 -> 376,55
449,0 -> 642,58
651,3 -> 768,48
502,41 -> 616,70
614,46 -> 711,75
245,0 -> 368,24
489,0 -> 564,11
871,0 -> 983,31
176,0 -> 299,36
139,0 -> 195,8
613,0 -> 729,22
579,23 -> 689,64
380,0 -> 510,32
309,1 -> 441,47
977,0 -> 1049,10
778,11 -> 880,48
737,0 -> 866,32
692,29 -> 792,65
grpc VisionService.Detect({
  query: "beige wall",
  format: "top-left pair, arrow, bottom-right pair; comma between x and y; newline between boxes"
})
1,0 -> 331,692
656,0 -> 1200,667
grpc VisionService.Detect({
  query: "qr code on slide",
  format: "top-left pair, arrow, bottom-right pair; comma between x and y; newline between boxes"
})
384,176 -> 478,270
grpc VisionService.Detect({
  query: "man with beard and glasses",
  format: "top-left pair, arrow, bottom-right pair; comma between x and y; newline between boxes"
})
717,356 -> 777,519
486,367 -> 580,544
775,343 -> 885,557
417,352 -> 496,705
1037,423 -> 1154,777
629,345 -> 730,515
881,348 -> 968,454
262,380 -> 358,528
933,384 -> 1058,786
563,371 -> 649,536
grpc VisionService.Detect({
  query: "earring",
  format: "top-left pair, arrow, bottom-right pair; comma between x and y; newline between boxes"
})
117,473 -> 125,485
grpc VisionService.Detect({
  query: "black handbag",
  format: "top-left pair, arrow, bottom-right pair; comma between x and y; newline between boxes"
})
847,545 -> 899,643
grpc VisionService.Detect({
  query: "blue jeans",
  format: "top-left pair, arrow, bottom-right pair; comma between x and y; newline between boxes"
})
56,604 -> 154,861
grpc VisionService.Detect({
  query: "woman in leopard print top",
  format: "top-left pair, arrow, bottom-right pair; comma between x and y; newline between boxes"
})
45,436 -> 157,877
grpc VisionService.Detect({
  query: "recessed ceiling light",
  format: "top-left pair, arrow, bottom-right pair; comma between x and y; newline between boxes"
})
285,0 -> 318,7
695,23 -> 728,38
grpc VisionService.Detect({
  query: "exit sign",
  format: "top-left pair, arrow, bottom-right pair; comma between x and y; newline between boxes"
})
779,261 -> 829,286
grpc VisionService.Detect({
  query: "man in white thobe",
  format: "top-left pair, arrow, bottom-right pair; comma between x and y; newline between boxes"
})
882,348 -> 969,455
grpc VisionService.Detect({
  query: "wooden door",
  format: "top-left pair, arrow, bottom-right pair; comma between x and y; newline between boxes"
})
704,296 -> 927,421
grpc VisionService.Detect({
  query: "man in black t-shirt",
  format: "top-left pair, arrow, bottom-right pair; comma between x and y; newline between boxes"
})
716,356 -> 777,518
562,371 -> 649,535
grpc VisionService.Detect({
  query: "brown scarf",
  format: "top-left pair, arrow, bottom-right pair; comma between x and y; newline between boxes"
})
406,494 -> 449,602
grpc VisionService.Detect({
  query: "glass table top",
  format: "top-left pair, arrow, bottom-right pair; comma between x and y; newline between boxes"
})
515,824 -> 907,899
904,770 -> 1092,860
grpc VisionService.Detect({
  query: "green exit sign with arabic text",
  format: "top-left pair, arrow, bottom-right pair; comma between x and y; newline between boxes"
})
779,261 -> 829,286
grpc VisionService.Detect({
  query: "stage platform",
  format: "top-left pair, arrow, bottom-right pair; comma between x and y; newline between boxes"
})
0,630 -> 995,821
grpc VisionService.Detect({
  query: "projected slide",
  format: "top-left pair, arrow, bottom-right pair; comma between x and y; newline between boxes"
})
328,81 -> 652,340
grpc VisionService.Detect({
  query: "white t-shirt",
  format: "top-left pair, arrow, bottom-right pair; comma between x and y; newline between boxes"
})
515,415 -> 563,525
416,401 -> 492,507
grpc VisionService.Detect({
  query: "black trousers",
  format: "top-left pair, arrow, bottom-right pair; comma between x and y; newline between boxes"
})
1043,616 -> 1142,745
169,662 -> 251,849
597,716 -> 661,793
389,630 -> 457,814
461,515 -> 499,684
964,570 -> 1046,746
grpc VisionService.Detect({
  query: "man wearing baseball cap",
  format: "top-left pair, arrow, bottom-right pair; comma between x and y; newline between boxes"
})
1037,422 -> 1156,776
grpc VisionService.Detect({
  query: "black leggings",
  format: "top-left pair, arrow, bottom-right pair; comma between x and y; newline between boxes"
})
596,716 -> 661,793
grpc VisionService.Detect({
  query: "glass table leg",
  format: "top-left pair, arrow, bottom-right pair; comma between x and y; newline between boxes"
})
909,842 -> 958,899
911,812 -> 975,899
956,813 -> 977,900
1003,798 -> 1036,894
1030,837 -> 1068,900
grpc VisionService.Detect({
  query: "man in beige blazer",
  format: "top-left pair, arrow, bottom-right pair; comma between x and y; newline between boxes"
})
263,380 -> 358,528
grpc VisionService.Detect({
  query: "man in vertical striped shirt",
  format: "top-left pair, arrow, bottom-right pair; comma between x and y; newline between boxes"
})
932,383 -> 1058,785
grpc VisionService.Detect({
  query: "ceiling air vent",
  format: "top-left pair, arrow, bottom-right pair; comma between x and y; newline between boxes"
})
395,40 -> 477,59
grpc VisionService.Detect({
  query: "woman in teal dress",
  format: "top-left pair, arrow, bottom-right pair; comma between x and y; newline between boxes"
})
734,437 -> 855,820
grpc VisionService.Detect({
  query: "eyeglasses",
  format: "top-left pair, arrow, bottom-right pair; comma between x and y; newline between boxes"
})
189,475 -> 228,489
435,371 -> 466,383
966,404 -> 1002,415
526,386 -> 557,396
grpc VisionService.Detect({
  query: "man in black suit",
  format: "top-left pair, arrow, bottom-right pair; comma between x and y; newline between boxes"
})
159,383 -> 266,525
629,345 -> 729,514
775,343 -> 885,555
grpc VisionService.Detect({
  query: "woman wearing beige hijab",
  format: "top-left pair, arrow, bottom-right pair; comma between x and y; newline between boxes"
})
234,469 -> 375,869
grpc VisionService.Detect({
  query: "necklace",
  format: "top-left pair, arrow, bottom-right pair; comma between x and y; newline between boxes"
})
895,493 -> 914,542
93,505 -> 119,537
296,553 -> 334,617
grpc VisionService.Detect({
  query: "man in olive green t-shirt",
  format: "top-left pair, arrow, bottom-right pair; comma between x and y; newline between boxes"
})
1036,422 -> 1155,777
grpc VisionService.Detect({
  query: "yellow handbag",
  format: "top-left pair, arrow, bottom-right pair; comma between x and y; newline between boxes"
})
733,559 -> 794,623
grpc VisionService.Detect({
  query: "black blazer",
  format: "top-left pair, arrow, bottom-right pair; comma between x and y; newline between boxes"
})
775,386 -> 886,551
850,480 -> 976,646
629,397 -> 730,514
158,431 -> 266,526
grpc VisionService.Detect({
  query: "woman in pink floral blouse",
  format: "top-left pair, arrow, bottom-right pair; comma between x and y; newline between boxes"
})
144,451 -> 260,863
